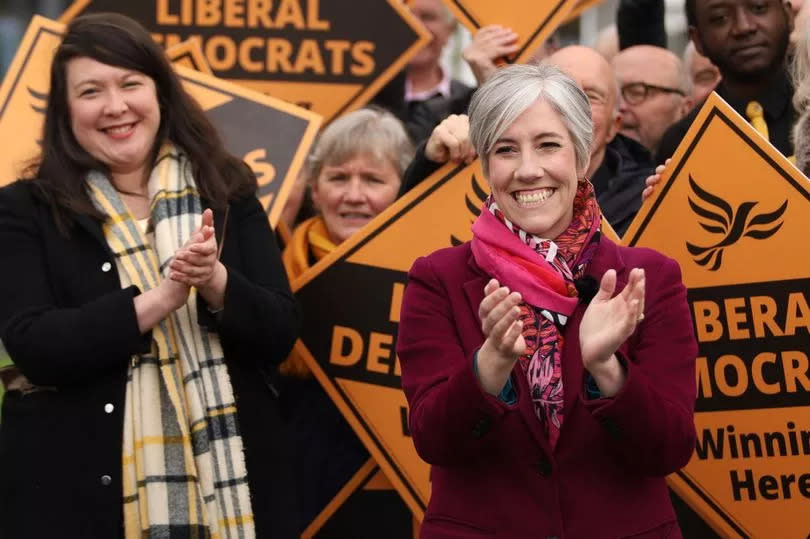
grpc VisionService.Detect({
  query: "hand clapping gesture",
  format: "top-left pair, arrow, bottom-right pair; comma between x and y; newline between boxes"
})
475,279 -> 526,395
169,208 -> 227,310
578,268 -> 646,397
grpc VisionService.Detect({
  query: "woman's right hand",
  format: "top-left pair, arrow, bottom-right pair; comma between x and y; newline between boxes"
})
159,275 -> 190,312
424,114 -> 477,165
475,279 -> 526,395
641,158 -> 671,202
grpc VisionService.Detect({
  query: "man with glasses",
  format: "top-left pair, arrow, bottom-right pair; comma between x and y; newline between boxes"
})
655,0 -> 794,163
612,45 -> 692,155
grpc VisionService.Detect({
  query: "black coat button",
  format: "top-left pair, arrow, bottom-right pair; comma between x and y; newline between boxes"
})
536,457 -> 552,477
100,474 -> 112,486
471,416 -> 492,439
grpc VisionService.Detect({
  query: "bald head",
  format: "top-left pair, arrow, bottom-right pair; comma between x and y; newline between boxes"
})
683,41 -> 721,104
545,45 -> 619,176
612,45 -> 689,152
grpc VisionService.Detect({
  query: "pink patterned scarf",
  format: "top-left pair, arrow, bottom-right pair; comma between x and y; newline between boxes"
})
470,181 -> 601,448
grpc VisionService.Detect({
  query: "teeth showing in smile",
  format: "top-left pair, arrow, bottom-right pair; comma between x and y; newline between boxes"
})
514,188 -> 554,204
105,124 -> 134,135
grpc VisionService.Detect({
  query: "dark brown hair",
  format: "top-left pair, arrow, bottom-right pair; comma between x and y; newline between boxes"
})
28,12 -> 256,233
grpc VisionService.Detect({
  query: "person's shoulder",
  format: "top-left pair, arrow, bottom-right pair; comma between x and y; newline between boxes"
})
410,242 -> 474,278
611,239 -> 681,279
0,179 -> 41,210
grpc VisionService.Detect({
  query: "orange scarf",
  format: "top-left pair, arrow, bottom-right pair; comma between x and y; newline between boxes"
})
280,216 -> 336,377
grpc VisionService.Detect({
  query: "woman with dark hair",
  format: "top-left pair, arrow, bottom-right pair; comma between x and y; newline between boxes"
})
0,13 -> 299,538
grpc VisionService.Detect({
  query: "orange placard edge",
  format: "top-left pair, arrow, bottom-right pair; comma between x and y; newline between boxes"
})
300,458 -> 378,539
289,160 -> 471,520
0,15 -> 61,106
291,160 -> 465,291
443,0 -> 579,64
166,37 -> 212,75
623,91 -> 808,247
621,91 -> 810,538
59,0 -> 90,23
174,65 -> 323,227
323,0 -> 432,123
563,0 -> 605,23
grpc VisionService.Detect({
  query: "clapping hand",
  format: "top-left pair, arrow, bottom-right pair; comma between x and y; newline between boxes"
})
578,268 -> 645,396
169,208 -> 221,289
476,279 -> 526,395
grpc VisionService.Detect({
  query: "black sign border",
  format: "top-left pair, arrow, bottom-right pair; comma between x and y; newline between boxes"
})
293,161 -> 470,516
448,0 -> 571,62
624,102 -> 810,538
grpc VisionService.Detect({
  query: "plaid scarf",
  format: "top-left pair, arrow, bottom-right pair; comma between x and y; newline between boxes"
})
86,144 -> 255,538
470,181 -> 601,448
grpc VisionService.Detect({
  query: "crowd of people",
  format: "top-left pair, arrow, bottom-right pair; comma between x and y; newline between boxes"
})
0,0 -> 808,536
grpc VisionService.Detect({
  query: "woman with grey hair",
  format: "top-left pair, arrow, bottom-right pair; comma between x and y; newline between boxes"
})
397,64 -> 697,538
278,106 -> 413,531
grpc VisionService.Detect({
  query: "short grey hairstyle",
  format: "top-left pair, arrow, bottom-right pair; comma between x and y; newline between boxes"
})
305,107 -> 414,183
468,64 -> 593,175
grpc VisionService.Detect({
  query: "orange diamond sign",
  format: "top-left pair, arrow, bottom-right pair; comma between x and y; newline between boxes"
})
0,16 -> 321,227
623,92 -> 810,538
442,0 -> 578,63
61,0 -> 431,123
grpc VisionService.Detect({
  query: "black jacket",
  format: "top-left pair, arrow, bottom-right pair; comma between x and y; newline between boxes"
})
591,134 -> 655,237
0,180 -> 300,538
656,71 -> 795,164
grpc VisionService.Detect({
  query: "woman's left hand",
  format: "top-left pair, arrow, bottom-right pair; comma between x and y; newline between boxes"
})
170,209 -> 228,308
578,268 -> 645,394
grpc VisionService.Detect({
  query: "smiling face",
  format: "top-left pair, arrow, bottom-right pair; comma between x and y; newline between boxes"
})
613,46 -> 688,152
486,99 -> 582,239
692,0 -> 791,83
311,153 -> 402,245
66,56 -> 160,179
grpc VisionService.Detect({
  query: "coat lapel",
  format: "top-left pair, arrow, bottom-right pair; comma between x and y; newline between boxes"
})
463,252 -> 554,454
556,237 -> 628,449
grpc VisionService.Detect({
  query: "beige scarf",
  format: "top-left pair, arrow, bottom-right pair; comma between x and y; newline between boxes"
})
86,144 -> 255,538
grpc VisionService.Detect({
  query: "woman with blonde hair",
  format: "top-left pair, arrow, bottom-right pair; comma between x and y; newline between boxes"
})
280,106 -> 414,530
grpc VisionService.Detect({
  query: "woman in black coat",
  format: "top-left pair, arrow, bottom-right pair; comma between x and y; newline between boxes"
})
0,13 -> 299,538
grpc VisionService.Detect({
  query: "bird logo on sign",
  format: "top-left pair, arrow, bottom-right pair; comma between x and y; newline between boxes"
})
685,175 -> 787,271
450,172 -> 488,246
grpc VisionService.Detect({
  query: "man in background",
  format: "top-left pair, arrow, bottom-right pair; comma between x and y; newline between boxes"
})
656,0 -> 794,162
612,45 -> 692,155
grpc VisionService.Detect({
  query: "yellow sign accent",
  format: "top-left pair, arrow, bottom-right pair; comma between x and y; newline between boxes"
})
623,92 -> 810,538
166,37 -> 213,74
61,0 -> 432,123
442,0 -> 579,64
0,16 -> 321,228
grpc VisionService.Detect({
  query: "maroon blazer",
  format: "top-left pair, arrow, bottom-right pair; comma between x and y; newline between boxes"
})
397,237 -> 697,539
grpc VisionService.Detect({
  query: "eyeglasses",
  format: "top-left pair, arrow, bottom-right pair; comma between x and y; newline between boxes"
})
620,82 -> 686,105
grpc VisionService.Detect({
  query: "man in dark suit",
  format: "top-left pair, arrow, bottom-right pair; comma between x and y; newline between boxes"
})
656,0 -> 794,163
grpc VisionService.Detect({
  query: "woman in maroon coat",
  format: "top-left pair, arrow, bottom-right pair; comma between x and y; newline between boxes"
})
397,64 -> 697,538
